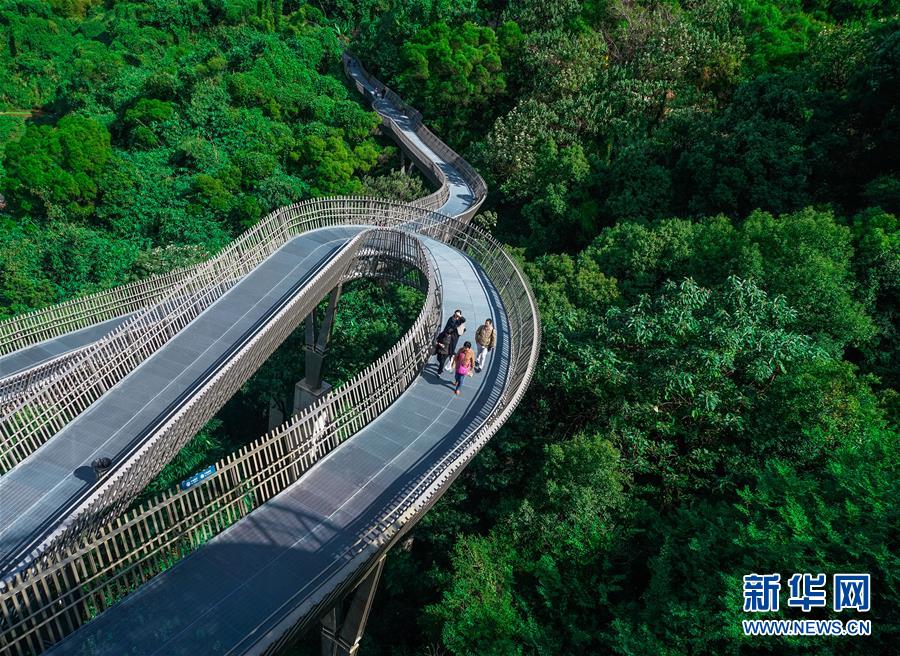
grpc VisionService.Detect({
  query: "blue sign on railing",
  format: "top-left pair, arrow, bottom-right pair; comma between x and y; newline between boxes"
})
179,464 -> 217,492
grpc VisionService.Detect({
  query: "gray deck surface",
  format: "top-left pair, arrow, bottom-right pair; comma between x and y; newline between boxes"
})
46,238 -> 508,656
0,315 -> 131,378
0,227 -> 361,570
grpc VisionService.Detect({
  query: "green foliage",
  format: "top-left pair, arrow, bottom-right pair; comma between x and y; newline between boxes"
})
431,434 -> 627,655
2,115 -> 112,221
578,277 -> 832,496
574,208 -> 877,353
127,243 -> 209,280
0,218 -> 139,318
850,209 -> 900,387
122,98 -> 176,148
0,222 -> 55,318
607,428 -> 898,655
673,73 -> 812,218
394,208 -> 895,654
394,20 -> 521,138
139,419 -> 227,499
736,208 -> 875,352
427,263 -> 895,654
360,169 -> 429,202
240,279 -> 425,421
737,0 -> 822,73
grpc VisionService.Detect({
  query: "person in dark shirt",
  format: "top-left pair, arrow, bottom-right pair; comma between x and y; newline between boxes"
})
434,328 -> 454,375
443,309 -> 466,365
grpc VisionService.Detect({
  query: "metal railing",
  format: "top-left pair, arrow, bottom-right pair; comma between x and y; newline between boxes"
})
0,202 -> 455,475
0,267 -> 191,357
0,198 -> 499,569
0,53 -> 479,396
0,347 -> 93,412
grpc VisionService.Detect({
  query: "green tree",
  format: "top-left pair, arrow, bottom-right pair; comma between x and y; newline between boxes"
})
360,169 -> 429,202
736,208 -> 876,352
849,209 -> 900,387
431,434 -> 627,655
2,114 -> 112,221
395,20 -> 521,138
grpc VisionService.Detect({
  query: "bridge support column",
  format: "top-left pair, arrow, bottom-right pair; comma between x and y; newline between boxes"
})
321,557 -> 385,656
296,284 -> 342,413
267,285 -> 342,430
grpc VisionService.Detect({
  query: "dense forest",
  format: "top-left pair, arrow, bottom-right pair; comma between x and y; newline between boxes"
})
1,1 -> 898,655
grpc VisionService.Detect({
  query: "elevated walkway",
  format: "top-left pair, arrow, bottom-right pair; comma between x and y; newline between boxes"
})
0,229 -> 358,572
45,240 -> 507,655
0,316 -> 130,380
0,55 -> 537,656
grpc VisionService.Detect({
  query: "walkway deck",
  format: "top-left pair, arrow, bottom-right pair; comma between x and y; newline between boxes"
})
0,54 -> 526,656
0,316 -> 130,379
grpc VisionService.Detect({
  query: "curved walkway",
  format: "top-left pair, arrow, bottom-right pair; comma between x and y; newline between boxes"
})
0,55 -> 537,656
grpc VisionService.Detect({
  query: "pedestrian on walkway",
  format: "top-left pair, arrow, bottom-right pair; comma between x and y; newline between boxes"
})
453,342 -> 475,395
443,309 -> 466,370
474,318 -> 496,372
434,328 -> 454,375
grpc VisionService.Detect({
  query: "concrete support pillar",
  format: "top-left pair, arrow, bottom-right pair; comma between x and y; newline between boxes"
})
293,379 -> 332,414
321,557 -> 385,656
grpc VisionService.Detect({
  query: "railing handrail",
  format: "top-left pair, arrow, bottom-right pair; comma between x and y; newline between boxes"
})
0,265 -> 193,357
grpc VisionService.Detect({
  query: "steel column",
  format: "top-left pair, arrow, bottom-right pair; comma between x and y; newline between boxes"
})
302,284 -> 342,394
